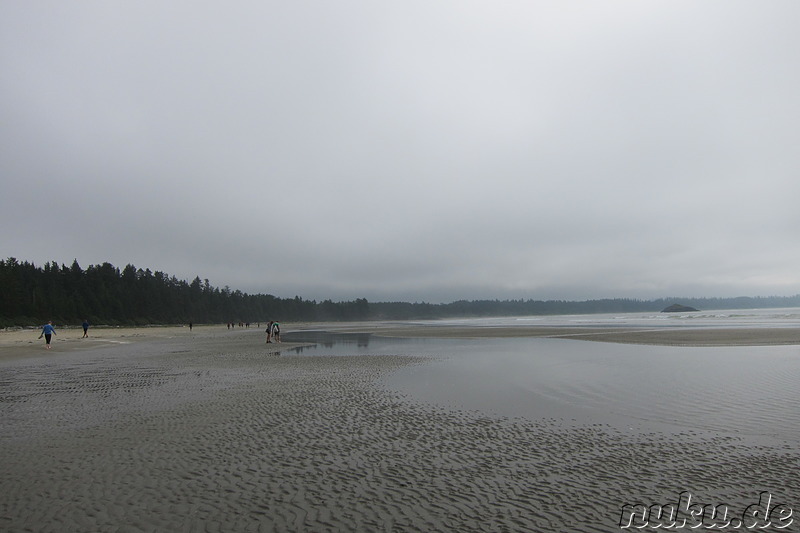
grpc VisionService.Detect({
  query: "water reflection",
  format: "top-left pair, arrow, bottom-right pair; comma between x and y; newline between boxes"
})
282,331 -> 389,355
282,330 -> 800,443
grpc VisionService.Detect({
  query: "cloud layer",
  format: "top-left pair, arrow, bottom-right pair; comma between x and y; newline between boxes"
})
2,1 -> 799,302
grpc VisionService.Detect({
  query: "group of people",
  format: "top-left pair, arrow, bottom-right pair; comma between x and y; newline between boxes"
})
37,319 -> 284,350
38,319 -> 90,349
266,320 -> 281,343
227,322 -> 253,329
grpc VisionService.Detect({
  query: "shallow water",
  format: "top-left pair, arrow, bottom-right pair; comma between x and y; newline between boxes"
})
283,330 -> 800,446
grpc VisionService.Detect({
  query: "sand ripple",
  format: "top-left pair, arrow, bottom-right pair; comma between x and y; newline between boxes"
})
1,334 -> 798,532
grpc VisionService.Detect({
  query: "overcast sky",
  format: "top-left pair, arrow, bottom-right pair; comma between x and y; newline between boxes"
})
2,2 -> 799,303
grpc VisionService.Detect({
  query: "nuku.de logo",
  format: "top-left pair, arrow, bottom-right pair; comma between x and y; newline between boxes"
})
619,491 -> 793,530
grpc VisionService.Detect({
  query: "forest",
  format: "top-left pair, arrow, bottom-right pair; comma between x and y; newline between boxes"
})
2,257 -> 799,328
0,258 -> 367,327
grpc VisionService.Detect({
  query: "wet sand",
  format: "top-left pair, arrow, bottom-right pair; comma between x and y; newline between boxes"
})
351,324 -> 800,346
1,324 -> 798,532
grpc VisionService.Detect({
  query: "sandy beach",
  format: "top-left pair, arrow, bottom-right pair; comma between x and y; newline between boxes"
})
0,324 -> 221,358
1,324 -> 798,532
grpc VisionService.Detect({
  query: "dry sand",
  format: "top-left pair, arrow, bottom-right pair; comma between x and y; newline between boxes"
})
0,324 -> 210,358
1,324 -> 798,532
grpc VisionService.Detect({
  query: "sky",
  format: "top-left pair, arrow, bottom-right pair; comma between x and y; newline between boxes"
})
2,1 -> 799,304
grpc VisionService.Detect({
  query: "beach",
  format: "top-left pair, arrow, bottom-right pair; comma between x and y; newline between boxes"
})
1,323 -> 799,532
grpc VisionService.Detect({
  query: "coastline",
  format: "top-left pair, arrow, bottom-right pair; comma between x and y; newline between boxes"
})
5,320 -> 800,358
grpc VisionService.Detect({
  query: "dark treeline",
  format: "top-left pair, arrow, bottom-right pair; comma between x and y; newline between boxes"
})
0,258 -> 368,327
2,257 -> 799,327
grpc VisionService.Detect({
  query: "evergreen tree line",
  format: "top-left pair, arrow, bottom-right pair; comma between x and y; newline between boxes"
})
0,258 -> 368,327
2,257 -> 799,327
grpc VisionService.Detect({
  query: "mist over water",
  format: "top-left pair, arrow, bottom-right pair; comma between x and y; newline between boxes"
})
429,307 -> 800,329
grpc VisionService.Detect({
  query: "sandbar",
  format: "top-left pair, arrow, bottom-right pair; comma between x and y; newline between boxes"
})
335,323 -> 800,346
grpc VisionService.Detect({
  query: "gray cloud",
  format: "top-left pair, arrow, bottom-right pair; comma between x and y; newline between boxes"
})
2,1 -> 799,303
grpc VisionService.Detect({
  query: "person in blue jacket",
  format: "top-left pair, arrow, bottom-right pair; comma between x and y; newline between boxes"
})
39,321 -> 56,349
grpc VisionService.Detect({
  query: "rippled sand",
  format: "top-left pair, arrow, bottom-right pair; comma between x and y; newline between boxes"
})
1,325 -> 798,532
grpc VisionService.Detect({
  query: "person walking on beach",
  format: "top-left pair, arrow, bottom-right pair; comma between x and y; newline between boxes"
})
39,321 -> 56,349
272,321 -> 281,343
266,321 -> 273,343
82,319 -> 89,338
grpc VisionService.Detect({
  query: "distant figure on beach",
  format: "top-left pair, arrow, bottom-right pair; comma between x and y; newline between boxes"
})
82,319 -> 89,338
39,321 -> 56,349
189,322 -> 193,331
266,321 -> 274,343
272,321 -> 281,343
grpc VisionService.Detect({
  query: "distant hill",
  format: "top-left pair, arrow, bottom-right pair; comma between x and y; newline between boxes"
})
661,304 -> 699,313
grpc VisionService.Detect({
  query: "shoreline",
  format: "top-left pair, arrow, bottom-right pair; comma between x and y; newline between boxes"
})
4,322 -> 800,360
